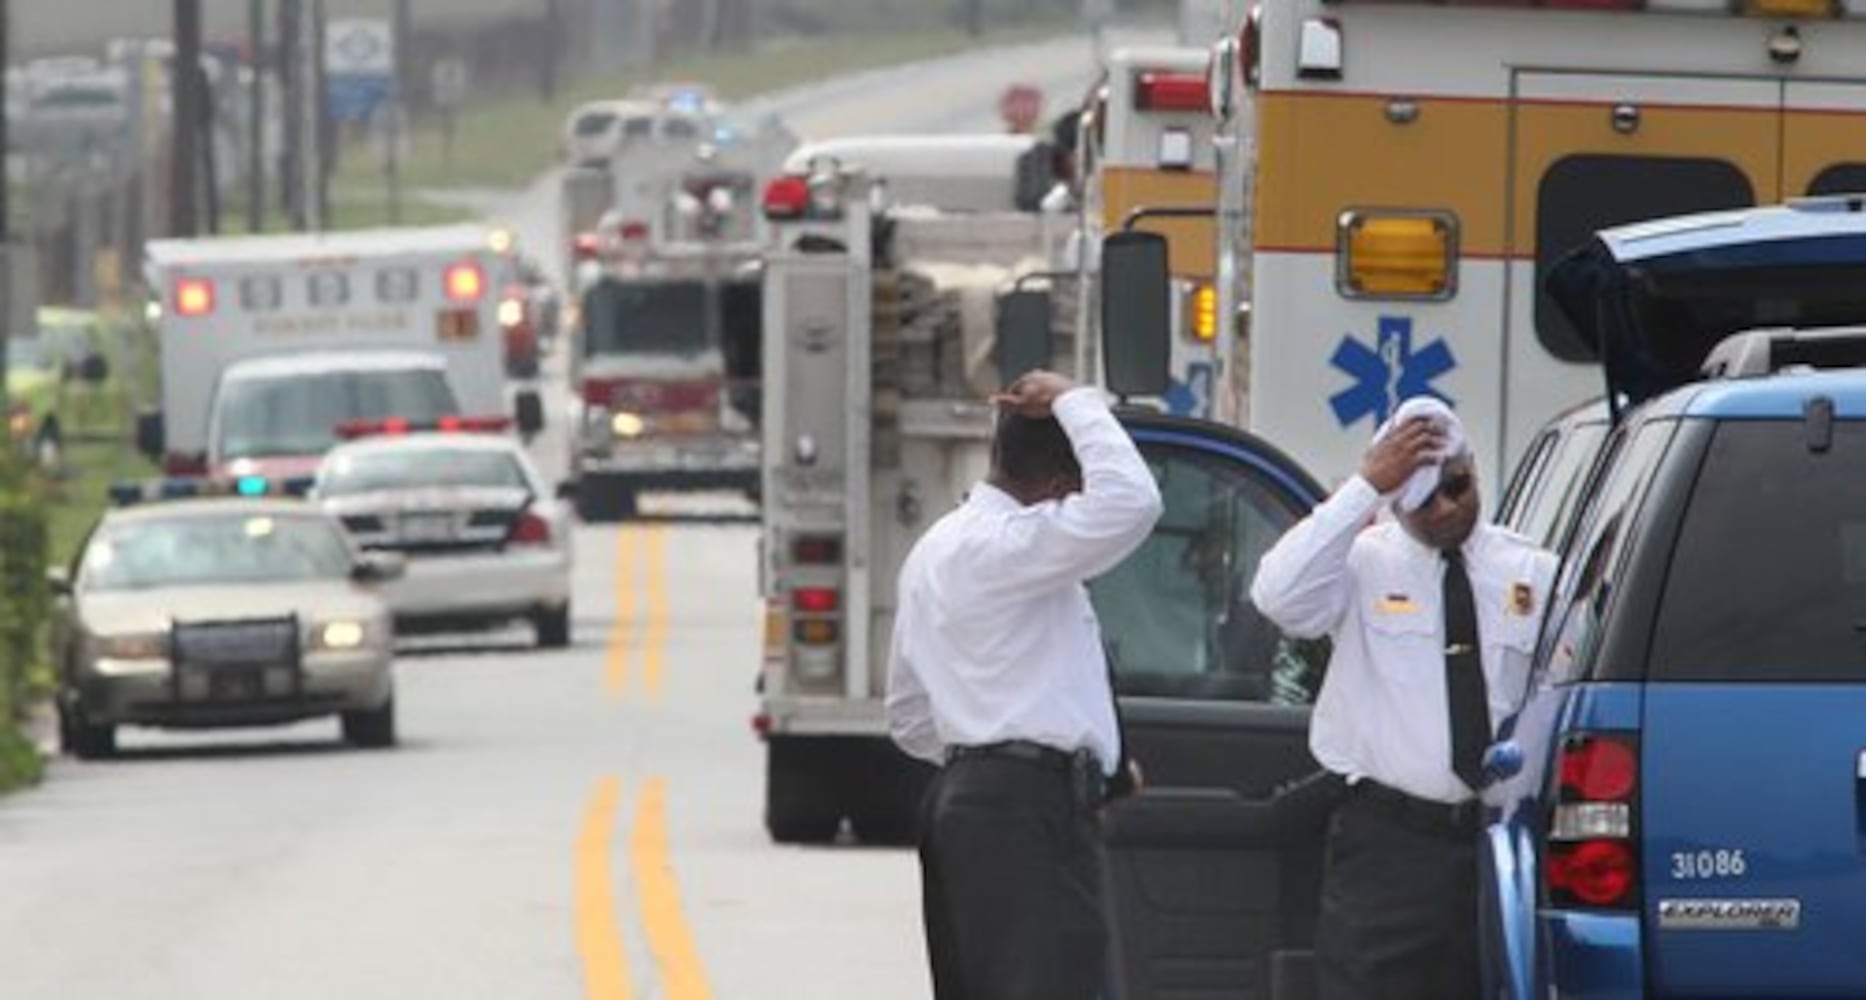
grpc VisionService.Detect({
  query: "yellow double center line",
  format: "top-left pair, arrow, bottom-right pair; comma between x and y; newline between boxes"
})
578,523 -> 710,998
574,778 -> 713,999
605,525 -> 669,701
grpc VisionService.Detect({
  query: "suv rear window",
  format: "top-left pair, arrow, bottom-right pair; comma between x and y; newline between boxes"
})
1649,420 -> 1866,682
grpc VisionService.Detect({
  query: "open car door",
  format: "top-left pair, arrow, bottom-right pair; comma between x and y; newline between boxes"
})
1094,411 -> 1331,1000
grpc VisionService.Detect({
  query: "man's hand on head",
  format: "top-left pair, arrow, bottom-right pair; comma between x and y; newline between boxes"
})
992,370 -> 1076,419
1361,416 -> 1446,495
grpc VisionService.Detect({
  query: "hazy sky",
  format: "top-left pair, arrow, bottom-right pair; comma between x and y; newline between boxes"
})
12,1 -> 543,57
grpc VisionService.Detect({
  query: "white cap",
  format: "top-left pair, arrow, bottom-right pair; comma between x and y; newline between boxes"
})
1371,396 -> 1467,514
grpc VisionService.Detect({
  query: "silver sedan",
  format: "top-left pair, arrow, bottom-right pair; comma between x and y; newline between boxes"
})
49,497 -> 402,758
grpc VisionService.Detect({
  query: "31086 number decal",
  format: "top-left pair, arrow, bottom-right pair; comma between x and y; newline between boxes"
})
1671,849 -> 1747,880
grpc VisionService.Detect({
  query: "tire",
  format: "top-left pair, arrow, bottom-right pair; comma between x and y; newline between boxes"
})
765,738 -> 843,845
61,698 -> 116,760
342,696 -> 397,749
534,604 -> 572,649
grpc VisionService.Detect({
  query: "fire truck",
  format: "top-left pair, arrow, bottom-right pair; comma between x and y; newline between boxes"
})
565,126 -> 793,521
137,225 -> 541,480
752,133 -> 1072,843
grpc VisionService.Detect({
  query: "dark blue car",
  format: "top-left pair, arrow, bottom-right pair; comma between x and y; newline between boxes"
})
1483,198 -> 1866,998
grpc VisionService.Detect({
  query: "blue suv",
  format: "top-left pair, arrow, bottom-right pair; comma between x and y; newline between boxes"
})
1483,198 -> 1866,998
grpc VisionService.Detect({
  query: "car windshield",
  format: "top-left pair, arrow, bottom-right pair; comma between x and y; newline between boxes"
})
216,367 -> 458,460
574,111 -> 617,137
582,280 -> 710,357
82,512 -> 352,591
319,447 -> 530,497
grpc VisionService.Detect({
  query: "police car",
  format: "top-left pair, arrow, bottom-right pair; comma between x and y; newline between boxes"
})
311,423 -> 573,648
48,478 -> 402,758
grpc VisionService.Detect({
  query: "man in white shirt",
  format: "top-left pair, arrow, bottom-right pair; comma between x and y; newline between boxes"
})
1250,397 -> 1556,1000
887,369 -> 1162,1000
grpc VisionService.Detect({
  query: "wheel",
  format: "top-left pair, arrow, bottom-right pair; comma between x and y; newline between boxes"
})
61,698 -> 116,760
342,696 -> 397,748
534,603 -> 571,648
765,738 -> 843,844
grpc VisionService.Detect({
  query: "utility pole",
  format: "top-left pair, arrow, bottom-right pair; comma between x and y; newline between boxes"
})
308,0 -> 327,231
963,0 -> 984,37
279,0 -> 301,228
248,0 -> 265,232
389,0 -> 410,225
0,0 -> 11,413
172,0 -> 203,238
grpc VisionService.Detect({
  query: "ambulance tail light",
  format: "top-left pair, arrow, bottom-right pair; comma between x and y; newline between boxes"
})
763,175 -> 810,220
617,219 -> 650,242
1134,71 -> 1208,113
1337,211 -> 1457,300
445,261 -> 485,302
1545,733 -> 1640,911
175,278 -> 216,317
572,232 -> 601,261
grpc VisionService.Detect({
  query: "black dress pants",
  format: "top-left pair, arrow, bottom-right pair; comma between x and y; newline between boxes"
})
1315,784 -> 1482,1000
917,754 -> 1108,1000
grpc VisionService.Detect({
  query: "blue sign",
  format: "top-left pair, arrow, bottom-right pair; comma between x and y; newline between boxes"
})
1328,315 -> 1456,429
326,74 -> 395,123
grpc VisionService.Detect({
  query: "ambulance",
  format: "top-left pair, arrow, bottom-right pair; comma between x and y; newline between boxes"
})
1208,0 -> 1866,491
138,225 -> 541,479
1073,46 -> 1226,417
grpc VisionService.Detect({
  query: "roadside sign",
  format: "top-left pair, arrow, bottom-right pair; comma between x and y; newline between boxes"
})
431,58 -> 469,109
325,18 -> 395,123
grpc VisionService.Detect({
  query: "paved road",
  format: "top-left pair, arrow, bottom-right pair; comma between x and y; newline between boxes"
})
0,33 -> 1159,999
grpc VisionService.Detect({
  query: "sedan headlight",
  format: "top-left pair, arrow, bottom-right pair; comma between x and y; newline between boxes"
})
309,619 -> 375,652
90,631 -> 168,661
611,411 -> 646,438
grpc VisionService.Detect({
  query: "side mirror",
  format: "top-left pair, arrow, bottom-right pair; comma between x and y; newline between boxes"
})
134,409 -> 164,460
46,566 -> 72,596
352,551 -> 406,585
1013,140 -> 1058,212
1482,740 -> 1525,786
995,288 -> 1054,388
514,389 -> 546,438
77,352 -> 109,384
1099,231 -> 1172,399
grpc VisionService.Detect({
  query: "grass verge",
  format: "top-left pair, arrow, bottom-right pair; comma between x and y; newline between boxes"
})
332,24 -> 1071,202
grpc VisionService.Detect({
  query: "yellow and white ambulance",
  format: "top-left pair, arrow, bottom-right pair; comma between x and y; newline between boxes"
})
1224,0 -> 1866,489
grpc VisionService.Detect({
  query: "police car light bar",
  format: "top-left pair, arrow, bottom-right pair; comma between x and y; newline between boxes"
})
335,415 -> 514,440
109,476 -> 313,507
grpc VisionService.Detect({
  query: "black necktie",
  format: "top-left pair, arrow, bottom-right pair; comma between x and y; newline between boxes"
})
1443,549 -> 1490,793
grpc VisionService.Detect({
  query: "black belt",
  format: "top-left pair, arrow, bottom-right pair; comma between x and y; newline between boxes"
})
946,739 -> 1095,773
945,740 -> 1106,807
1350,778 -> 1483,838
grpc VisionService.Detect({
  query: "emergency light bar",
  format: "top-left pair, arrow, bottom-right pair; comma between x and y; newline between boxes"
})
109,475 -> 314,507
444,262 -> 485,303
334,415 -> 514,440
1134,72 -> 1209,114
174,278 -> 215,317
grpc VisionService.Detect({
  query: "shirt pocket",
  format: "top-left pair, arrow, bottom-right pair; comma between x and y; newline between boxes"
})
1489,606 -> 1541,655
1364,598 -> 1439,644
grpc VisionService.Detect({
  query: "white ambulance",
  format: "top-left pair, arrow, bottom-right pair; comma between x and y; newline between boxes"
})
138,225 -> 542,479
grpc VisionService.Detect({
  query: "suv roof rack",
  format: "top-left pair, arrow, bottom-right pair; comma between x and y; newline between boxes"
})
1699,326 -> 1866,381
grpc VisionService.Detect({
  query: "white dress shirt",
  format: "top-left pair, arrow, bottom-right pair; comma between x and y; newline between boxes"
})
886,388 -> 1164,777
1249,476 -> 1558,804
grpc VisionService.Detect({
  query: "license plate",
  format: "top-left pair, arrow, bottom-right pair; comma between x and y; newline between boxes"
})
209,670 -> 263,701
400,512 -> 455,543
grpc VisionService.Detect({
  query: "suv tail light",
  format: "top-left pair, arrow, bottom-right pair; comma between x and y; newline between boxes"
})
1545,733 -> 1640,910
